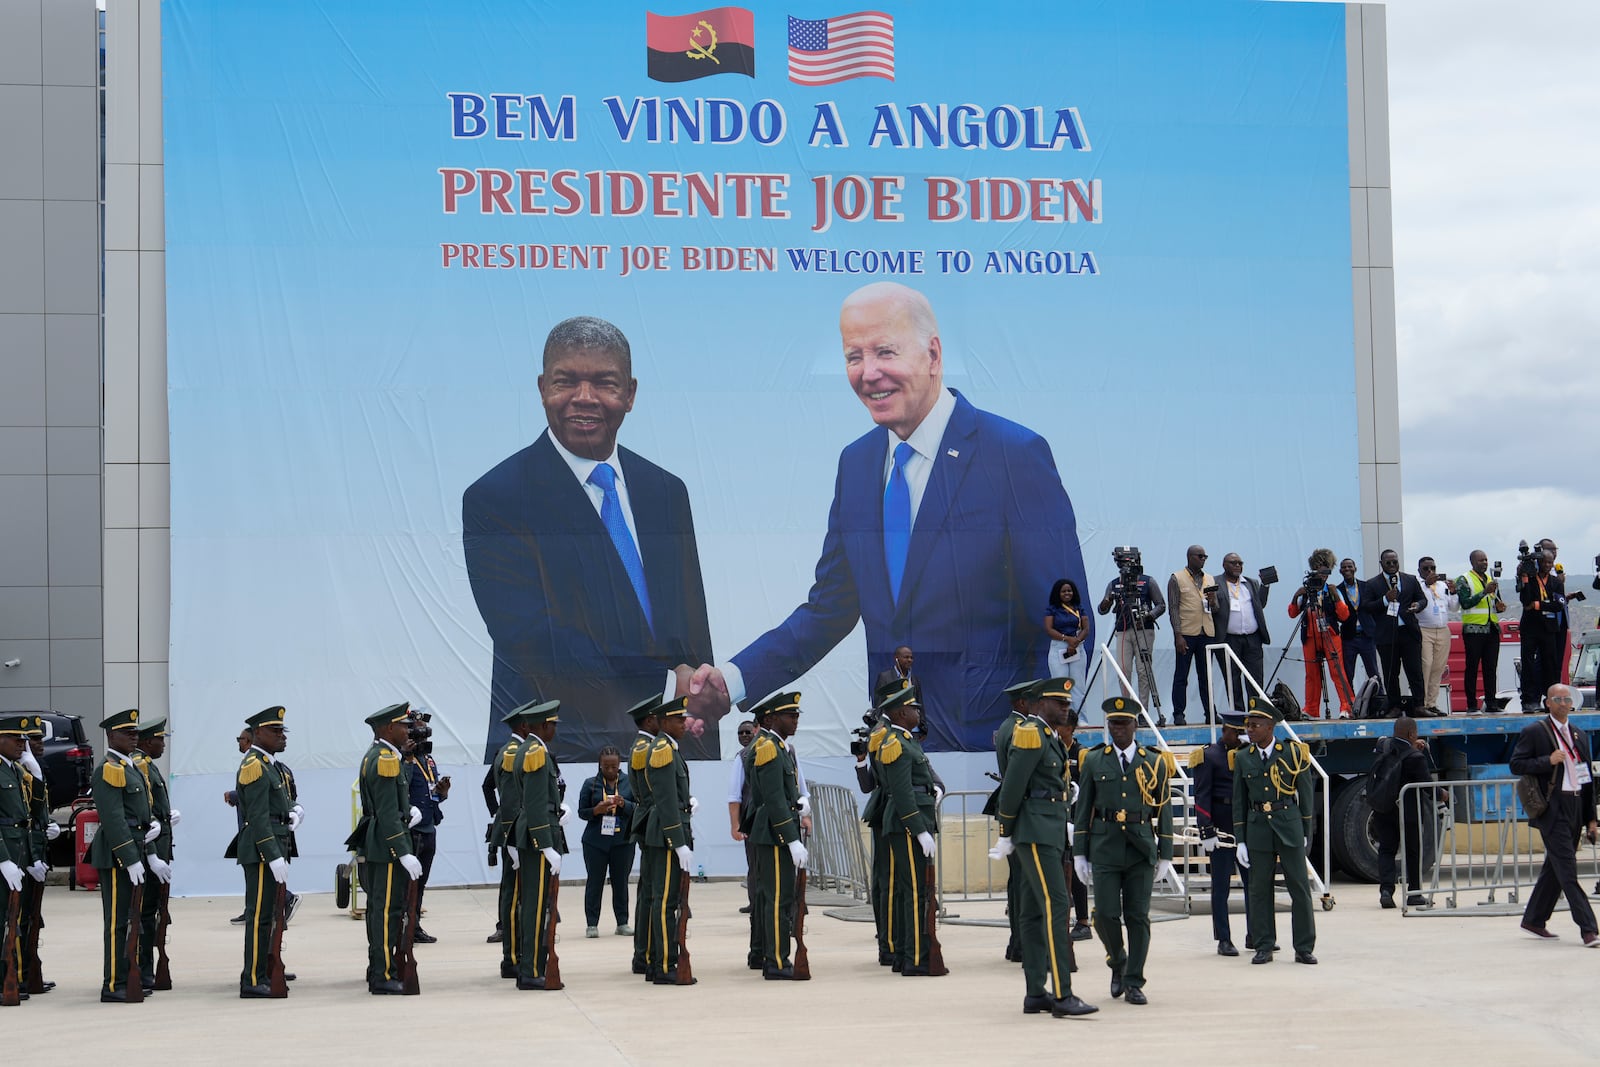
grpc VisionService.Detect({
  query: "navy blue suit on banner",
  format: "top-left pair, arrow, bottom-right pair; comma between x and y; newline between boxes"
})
730,390 -> 1089,751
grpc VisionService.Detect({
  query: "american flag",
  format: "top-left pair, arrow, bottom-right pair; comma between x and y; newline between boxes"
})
787,12 -> 894,86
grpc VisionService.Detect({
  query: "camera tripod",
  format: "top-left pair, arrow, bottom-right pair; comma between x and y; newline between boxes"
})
1096,589 -> 1165,728
1268,585 -> 1354,718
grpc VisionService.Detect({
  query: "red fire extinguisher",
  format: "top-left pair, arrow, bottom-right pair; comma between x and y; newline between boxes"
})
72,802 -> 100,891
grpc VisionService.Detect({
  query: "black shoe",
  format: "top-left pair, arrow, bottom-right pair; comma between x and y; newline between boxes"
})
1406,894 -> 1427,908
901,965 -> 933,976
141,977 -> 156,993
486,927 -> 504,944
240,984 -> 275,998
500,962 -> 517,979
231,912 -> 247,925
1070,923 -> 1092,942
412,927 -> 438,944
284,892 -> 301,925
1125,986 -> 1148,1005
1004,943 -> 1022,962
31,980 -> 55,992
652,973 -> 697,985
1379,889 -> 1395,909
284,973 -> 297,982
1251,948 -> 1273,965
1243,935 -> 1253,950
1172,715 -> 1186,726
1023,993 -> 1055,1014
878,953 -> 895,967
516,976 -> 548,990
369,980 -> 405,995
738,904 -> 752,914
631,959 -> 649,975
1217,939 -> 1238,957
891,959 -> 903,973
1052,995 -> 1099,1017
1109,972 -> 1124,998
762,964 -> 795,980
1294,952 -> 1318,965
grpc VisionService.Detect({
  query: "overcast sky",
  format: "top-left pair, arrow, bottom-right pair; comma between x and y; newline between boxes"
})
1364,0 -> 1599,577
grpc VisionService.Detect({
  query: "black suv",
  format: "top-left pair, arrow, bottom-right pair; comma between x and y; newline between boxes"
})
29,711 -> 95,810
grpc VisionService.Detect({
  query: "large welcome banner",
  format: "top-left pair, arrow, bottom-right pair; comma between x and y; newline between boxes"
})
165,0 -> 1356,887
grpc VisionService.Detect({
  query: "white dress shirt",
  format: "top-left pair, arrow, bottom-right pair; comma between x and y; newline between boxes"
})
548,431 -> 641,547
880,386 -> 958,525
1419,579 -> 1454,630
1225,578 -> 1257,636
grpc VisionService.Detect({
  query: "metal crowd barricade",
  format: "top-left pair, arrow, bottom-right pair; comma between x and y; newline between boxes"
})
1397,777 -> 1600,916
806,782 -> 870,900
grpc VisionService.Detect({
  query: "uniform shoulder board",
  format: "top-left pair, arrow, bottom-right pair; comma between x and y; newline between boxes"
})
522,745 -> 547,774
238,757 -> 263,786
1187,748 -> 1205,769
1012,723 -> 1042,749
649,738 -> 675,769
102,761 -> 126,789
868,726 -> 888,755
1292,741 -> 1311,762
879,733 -> 903,765
377,749 -> 401,778
1102,744 -> 1115,754
1159,750 -> 1177,776
501,746 -> 517,773
1227,749 -> 1237,772
631,744 -> 648,771
753,735 -> 778,767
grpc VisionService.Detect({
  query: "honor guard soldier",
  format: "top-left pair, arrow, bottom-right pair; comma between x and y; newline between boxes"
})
625,695 -> 662,976
133,718 -> 175,989
876,686 -> 943,976
490,700 -> 537,979
1191,709 -> 1250,956
746,691 -> 808,979
89,708 -> 163,1002
512,700 -> 564,990
1073,697 -> 1178,1006
987,680 -> 1097,1017
346,702 -> 424,995
989,678 -> 1043,963
0,714 -> 47,1002
857,680 -> 900,966
229,707 -> 296,997
1234,696 -> 1318,965
19,718 -> 57,994
640,695 -> 696,984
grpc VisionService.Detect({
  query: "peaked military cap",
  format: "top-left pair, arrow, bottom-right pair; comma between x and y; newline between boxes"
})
365,702 -> 412,727
0,713 -> 41,736
1004,679 -> 1039,700
1218,709 -> 1247,728
657,695 -> 689,718
247,706 -> 286,729
100,708 -> 141,732
1032,677 -> 1075,702
878,685 -> 921,714
502,698 -> 543,725
1244,695 -> 1281,722
1101,696 -> 1139,721
136,716 -> 169,738
625,694 -> 663,724
21,714 -> 46,738
523,699 -> 560,724
874,676 -> 913,705
751,691 -> 801,719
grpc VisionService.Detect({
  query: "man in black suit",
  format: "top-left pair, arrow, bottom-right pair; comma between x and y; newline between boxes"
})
873,645 -> 922,708
1217,553 -> 1271,712
1359,549 -> 1427,713
463,316 -> 715,762
1510,684 -> 1599,944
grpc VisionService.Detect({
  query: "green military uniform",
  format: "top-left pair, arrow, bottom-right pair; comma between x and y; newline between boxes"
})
345,702 -> 417,992
0,713 -> 43,1000
876,687 -> 940,974
624,696 -> 661,975
490,701 -> 536,979
87,708 -> 154,1002
512,701 -> 563,988
989,678 -> 1043,963
1233,699 -> 1317,960
746,692 -> 804,976
860,707 -> 893,964
19,717 -> 54,994
133,719 -> 173,984
1073,697 -> 1175,996
994,681 -> 1079,1005
228,707 -> 295,995
640,696 -> 694,983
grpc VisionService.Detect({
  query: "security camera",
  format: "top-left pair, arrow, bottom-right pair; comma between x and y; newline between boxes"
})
2,659 -> 19,669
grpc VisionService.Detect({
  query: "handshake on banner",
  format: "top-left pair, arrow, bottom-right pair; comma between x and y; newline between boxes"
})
673,664 -> 732,737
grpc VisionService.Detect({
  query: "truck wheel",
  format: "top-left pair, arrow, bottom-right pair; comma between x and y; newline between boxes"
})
1330,782 -> 1441,883
335,863 -> 351,910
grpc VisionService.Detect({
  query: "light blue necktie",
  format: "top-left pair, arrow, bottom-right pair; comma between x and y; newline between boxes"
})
883,442 -> 915,603
588,462 -> 652,630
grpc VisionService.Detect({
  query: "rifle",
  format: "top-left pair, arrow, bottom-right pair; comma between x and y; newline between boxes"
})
397,878 -> 420,995
0,890 -> 19,1007
542,867 -> 563,990
792,865 -> 811,980
923,858 -> 948,976
125,882 -> 145,1003
153,881 -> 173,990
266,881 -> 289,998
23,882 -> 45,995
675,867 -> 694,984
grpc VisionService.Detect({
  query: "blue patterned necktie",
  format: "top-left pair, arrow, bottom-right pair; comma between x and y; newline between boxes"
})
587,462 -> 652,631
883,441 -> 915,603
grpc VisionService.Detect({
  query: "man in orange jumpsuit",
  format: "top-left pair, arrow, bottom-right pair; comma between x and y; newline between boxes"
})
1287,548 -> 1355,718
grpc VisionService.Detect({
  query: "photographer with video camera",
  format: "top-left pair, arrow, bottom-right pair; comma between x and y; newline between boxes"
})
1097,547 -> 1166,712
1519,547 -> 1570,712
404,709 -> 451,943
1287,549 -> 1355,718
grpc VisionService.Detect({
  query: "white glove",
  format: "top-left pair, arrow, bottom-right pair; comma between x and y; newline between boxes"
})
18,748 -> 43,780
1156,859 -> 1183,892
933,786 -> 945,805
1304,836 -> 1312,851
408,805 -> 422,829
788,840 -> 808,869
559,803 -> 574,825
507,846 -> 521,870
916,831 -> 936,858
1073,856 -> 1092,884
1200,835 -> 1218,855
399,853 -> 423,880
288,804 -> 304,830
45,821 -> 61,841
148,856 -> 173,884
169,808 -> 183,827
1070,781 -> 1080,805
988,837 -> 1015,861
1066,823 -> 1075,846
27,861 -> 48,882
674,845 -> 693,870
797,795 -> 811,817
126,861 -> 146,886
268,856 -> 289,884
541,847 -> 561,876
688,796 -> 699,815
0,861 -> 21,892
144,820 -> 161,843
1236,843 -> 1251,869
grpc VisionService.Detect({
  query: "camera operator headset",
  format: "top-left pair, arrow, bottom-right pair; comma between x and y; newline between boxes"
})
403,709 -> 450,943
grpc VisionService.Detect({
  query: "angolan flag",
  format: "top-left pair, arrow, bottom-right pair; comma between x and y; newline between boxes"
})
787,11 -> 894,86
647,7 -> 756,82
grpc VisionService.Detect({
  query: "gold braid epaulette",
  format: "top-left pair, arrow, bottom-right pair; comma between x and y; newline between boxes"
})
1268,742 -> 1311,797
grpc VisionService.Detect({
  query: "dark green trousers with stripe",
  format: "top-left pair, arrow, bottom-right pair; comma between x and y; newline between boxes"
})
753,841 -> 796,969
362,860 -> 410,985
633,845 -> 658,970
515,851 -> 556,983
1091,859 -> 1154,990
639,845 -> 685,977
240,862 -> 277,988
1017,842 -> 1076,999
98,865 -> 137,996
887,831 -> 929,970
497,849 -> 520,971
